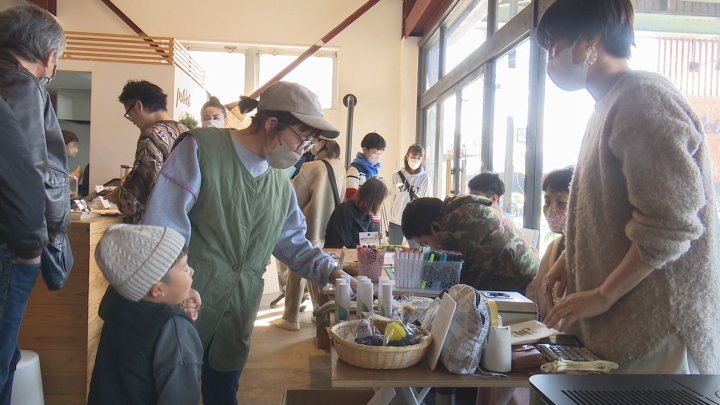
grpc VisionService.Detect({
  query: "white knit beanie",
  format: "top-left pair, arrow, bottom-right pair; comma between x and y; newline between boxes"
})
95,224 -> 185,302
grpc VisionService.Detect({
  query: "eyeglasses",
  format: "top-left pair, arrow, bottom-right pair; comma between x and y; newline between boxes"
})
123,103 -> 135,121
286,126 -> 315,153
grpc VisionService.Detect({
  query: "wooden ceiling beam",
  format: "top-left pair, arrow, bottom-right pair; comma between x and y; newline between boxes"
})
403,0 -> 455,38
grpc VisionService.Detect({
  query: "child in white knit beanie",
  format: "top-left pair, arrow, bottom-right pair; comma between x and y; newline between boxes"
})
88,224 -> 203,404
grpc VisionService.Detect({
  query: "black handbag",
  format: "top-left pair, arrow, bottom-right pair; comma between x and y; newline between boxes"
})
41,232 -> 74,290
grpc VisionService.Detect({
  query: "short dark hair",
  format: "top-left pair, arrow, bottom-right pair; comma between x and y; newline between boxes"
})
201,96 -> 227,118
536,0 -> 635,59
468,172 -> 505,197
321,139 -> 341,159
542,166 -> 574,193
360,132 -> 386,150
62,130 -> 78,145
118,80 -> 168,113
0,4 -> 66,63
401,197 -> 442,239
352,178 -> 387,215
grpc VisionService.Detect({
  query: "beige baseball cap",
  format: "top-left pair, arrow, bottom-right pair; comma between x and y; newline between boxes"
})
257,81 -> 340,139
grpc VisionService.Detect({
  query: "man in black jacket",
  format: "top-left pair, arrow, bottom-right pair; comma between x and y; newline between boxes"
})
0,4 -> 69,401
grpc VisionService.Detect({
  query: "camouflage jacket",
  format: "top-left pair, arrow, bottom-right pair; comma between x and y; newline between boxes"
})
437,195 -> 539,292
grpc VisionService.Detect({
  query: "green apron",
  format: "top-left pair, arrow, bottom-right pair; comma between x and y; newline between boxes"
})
187,128 -> 291,371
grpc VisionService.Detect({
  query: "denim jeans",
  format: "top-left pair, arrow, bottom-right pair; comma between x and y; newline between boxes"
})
0,245 -> 41,405
201,344 -> 242,405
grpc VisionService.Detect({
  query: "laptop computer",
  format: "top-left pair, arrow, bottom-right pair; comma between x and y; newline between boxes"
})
529,374 -> 720,404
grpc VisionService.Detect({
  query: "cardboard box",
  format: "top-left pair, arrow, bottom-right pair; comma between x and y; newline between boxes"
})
480,290 -> 538,325
281,389 -> 375,405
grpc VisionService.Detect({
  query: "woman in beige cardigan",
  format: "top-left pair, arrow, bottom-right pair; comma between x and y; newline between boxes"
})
525,166 -> 573,319
539,0 -> 719,373
272,140 -> 345,331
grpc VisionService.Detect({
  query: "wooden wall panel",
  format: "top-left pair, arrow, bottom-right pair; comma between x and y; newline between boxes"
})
18,216 -> 121,405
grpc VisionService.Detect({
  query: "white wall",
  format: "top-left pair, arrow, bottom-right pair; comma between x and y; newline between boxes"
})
55,0 -> 418,182
58,60 -> 176,188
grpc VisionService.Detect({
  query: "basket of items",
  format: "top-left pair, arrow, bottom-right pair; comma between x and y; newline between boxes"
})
329,316 -> 432,370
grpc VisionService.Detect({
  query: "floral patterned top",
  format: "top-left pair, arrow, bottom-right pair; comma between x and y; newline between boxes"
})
111,120 -> 187,224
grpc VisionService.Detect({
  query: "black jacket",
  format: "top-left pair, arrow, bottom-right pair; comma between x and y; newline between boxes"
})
88,288 -> 202,405
324,201 -> 379,248
0,49 -> 70,250
0,96 -> 47,259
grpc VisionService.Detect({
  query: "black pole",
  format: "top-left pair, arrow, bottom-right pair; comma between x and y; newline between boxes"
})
343,94 -> 357,170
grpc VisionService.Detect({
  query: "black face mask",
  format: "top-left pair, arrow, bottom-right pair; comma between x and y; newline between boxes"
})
40,64 -> 57,86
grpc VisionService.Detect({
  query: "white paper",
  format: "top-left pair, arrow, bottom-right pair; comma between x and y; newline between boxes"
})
509,319 -> 559,345
426,294 -> 457,370
359,231 -> 380,246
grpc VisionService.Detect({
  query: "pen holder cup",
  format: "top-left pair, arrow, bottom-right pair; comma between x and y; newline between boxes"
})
357,249 -> 385,283
421,261 -> 463,291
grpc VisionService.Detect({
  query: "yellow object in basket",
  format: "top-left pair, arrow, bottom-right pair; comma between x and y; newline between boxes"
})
385,322 -> 407,342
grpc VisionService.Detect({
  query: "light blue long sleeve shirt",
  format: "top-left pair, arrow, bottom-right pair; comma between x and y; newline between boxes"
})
143,135 -> 335,286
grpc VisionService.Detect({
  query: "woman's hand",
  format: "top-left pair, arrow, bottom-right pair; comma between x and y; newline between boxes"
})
542,288 -> 614,332
329,267 -> 357,291
543,251 -> 567,308
181,289 -> 202,321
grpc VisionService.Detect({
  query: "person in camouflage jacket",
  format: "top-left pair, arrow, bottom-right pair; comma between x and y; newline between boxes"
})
402,195 -> 539,292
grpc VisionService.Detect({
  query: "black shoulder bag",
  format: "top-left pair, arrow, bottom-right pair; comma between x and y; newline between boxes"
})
397,171 -> 418,201
321,160 -> 340,207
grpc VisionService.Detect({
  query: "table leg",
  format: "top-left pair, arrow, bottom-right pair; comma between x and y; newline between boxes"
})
398,387 -> 432,405
435,387 -> 456,405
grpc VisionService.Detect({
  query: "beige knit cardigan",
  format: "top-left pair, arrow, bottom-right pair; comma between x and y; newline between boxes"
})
566,70 -> 720,373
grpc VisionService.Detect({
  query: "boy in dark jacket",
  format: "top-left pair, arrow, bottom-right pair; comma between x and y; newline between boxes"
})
88,224 -> 202,405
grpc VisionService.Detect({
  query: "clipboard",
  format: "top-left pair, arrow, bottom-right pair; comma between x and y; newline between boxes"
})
426,294 -> 456,370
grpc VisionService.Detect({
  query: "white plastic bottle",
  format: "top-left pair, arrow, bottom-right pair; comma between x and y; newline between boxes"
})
335,279 -> 351,321
357,278 -> 374,315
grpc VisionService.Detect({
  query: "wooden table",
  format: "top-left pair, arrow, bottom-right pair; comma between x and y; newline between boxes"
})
19,215 -> 122,405
331,348 -> 530,404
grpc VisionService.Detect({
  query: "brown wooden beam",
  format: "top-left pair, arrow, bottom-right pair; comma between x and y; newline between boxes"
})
404,0 -> 433,37
29,0 -> 57,15
403,0 -> 454,38
99,0 -> 147,36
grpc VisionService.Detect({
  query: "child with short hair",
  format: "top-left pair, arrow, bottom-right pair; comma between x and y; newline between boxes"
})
88,224 -> 202,405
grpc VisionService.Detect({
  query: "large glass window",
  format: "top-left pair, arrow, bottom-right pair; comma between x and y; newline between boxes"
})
494,40 -> 530,226
459,77 -> 484,194
187,50 -> 245,104
438,96 -> 457,198
424,104 -> 438,197
445,0 -> 489,74
423,32 -> 441,91
259,52 -> 335,109
497,0 -> 532,29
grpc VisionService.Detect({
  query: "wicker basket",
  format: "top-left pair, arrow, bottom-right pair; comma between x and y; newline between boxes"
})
329,318 -> 432,370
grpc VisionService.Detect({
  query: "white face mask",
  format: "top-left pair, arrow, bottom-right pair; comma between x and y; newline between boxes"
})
367,153 -> 381,165
265,135 -> 302,169
407,158 -> 422,170
66,145 -> 79,158
547,43 -> 588,91
202,119 -> 224,128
